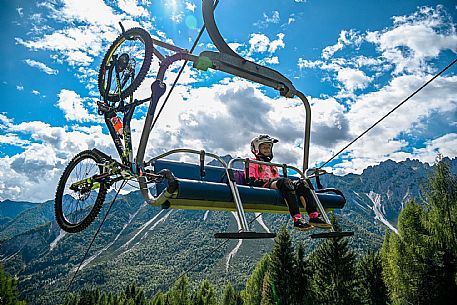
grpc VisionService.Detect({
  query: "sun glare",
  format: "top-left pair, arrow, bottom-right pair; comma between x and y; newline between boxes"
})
169,0 -> 178,11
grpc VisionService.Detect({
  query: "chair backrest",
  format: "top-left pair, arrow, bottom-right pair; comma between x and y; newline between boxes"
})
153,159 -> 246,183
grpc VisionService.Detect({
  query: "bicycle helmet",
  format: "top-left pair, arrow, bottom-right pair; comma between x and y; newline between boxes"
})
250,134 -> 278,161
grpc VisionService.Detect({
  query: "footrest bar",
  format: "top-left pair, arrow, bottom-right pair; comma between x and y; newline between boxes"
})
310,231 -> 354,239
214,232 -> 276,239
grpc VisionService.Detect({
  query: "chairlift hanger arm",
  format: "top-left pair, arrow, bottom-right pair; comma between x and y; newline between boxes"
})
136,0 -> 312,190
200,0 -> 311,170
195,51 -> 297,98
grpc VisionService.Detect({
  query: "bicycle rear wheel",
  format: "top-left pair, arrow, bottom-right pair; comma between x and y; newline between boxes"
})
98,27 -> 153,102
55,150 -> 108,233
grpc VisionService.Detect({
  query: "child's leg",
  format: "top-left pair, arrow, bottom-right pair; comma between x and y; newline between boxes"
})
295,180 -> 332,229
295,180 -> 318,217
271,178 -> 313,231
270,178 -> 301,220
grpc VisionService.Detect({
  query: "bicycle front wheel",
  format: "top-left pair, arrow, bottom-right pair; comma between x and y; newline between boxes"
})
98,27 -> 153,102
55,150 -> 108,233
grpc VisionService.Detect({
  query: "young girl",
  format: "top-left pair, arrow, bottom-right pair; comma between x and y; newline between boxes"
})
246,135 -> 331,231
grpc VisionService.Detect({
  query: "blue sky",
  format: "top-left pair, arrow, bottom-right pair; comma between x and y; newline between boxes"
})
0,0 -> 456,202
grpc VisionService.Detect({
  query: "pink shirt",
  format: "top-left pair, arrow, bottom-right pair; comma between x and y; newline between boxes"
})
247,159 -> 280,181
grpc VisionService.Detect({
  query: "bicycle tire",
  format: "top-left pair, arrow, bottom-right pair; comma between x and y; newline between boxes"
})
55,150 -> 108,233
98,27 -> 153,102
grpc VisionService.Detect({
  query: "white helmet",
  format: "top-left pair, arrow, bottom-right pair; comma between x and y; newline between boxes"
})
250,134 -> 278,161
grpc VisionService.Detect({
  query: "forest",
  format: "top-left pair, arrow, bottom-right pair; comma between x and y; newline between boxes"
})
1,160 -> 456,305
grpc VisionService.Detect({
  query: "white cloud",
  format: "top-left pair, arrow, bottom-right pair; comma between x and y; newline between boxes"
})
269,33 -> 285,53
267,11 -> 280,23
248,33 -> 285,54
297,58 -> 322,69
0,114 -> 13,128
327,74 -> 457,173
264,56 -> 279,64
366,6 -> 457,74
254,11 -> 280,29
65,50 -> 93,66
118,0 -> 149,17
15,0 -> 150,90
185,1 -> 196,12
322,30 -> 362,60
412,133 -> 457,163
17,26 -> 108,57
24,59 -> 58,75
56,90 -> 99,122
171,13 -> 184,23
59,0 -> 122,26
0,116 -> 116,202
0,134 -> 30,147
248,34 -> 269,53
298,6 -> 457,96
336,68 -> 373,91
227,42 -> 244,53
296,6 -> 457,172
1,71 -> 456,201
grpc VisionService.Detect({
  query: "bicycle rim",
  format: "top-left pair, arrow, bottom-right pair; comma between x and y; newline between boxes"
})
61,155 -> 103,226
98,28 -> 152,102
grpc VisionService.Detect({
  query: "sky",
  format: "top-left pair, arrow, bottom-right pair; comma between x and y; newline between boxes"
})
0,0 -> 456,202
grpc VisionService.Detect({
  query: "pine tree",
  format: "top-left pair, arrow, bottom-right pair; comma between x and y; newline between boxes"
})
151,291 -> 166,305
242,254 -> 270,305
381,200 -> 430,303
168,274 -> 191,305
62,293 -> 79,305
381,160 -> 457,304
120,282 -> 147,305
78,288 -> 102,304
309,219 -> 359,305
293,243 -> 314,305
220,282 -> 243,305
192,279 -> 217,305
423,159 -> 457,303
267,227 -> 297,305
355,251 -> 388,305
0,264 -> 26,305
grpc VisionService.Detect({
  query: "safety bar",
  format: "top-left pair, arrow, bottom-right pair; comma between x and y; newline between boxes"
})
304,168 -> 333,228
227,158 -> 305,178
304,168 -> 328,180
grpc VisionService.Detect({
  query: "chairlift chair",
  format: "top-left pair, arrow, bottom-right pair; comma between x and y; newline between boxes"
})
135,0 -> 353,239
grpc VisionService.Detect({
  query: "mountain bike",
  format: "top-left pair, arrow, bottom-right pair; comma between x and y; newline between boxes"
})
54,27 -> 164,233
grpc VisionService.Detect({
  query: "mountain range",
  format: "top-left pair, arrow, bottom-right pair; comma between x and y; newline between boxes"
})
1,157 -> 456,305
